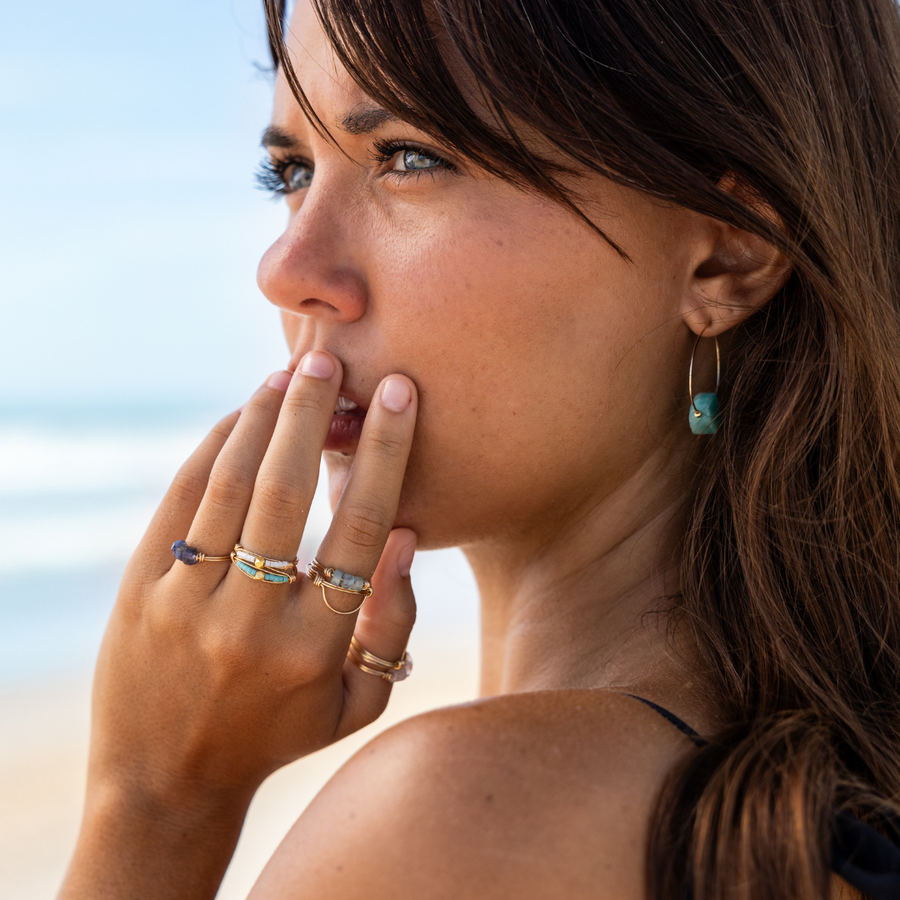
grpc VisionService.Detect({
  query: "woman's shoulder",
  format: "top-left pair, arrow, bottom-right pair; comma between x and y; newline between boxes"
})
249,690 -> 700,900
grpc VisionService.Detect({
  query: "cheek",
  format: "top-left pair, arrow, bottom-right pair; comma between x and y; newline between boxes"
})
381,203 -> 639,433
367,207 -> 660,531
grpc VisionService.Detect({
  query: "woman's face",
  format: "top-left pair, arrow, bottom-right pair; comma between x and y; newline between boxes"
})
257,0 -> 701,550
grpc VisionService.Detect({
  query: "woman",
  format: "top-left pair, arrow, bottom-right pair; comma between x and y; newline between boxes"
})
59,0 -> 900,897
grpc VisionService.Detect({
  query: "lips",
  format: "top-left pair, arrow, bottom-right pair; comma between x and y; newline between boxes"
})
286,352 -> 370,454
326,394 -> 366,454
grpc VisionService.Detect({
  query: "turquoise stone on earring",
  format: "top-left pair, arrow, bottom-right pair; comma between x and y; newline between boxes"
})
690,392 -> 720,435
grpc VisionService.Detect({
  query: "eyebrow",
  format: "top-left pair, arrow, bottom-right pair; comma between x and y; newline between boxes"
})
260,104 -> 398,149
260,125 -> 299,149
339,104 -> 397,135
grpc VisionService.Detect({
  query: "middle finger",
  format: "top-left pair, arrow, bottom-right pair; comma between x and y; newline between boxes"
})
238,350 -> 342,563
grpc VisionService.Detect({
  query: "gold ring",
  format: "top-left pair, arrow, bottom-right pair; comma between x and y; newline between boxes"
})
230,543 -> 298,585
306,558 -> 373,615
347,636 -> 413,682
171,540 -> 231,566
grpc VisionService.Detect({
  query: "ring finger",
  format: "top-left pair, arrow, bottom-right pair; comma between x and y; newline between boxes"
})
299,374 -> 417,639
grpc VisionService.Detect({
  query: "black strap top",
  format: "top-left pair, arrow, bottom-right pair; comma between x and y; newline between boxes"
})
624,694 -> 900,900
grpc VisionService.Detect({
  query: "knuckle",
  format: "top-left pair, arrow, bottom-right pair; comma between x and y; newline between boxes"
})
285,389 -> 330,415
252,476 -> 308,525
205,463 -> 255,511
341,500 -> 391,551
199,622 -> 257,682
143,590 -> 191,641
366,430 -> 406,459
247,386 -> 285,417
385,604 -> 417,635
210,413 -> 239,442
292,641 -> 334,682
167,467 -> 209,507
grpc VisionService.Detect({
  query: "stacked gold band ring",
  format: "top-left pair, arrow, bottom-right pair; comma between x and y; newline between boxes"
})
347,636 -> 413,682
306,558 -> 373,615
231,543 -> 298,584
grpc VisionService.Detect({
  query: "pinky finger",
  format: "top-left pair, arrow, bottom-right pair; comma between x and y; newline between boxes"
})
334,529 -> 417,741
128,410 -> 241,584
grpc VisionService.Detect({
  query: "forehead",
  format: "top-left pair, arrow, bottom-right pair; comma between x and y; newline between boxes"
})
272,0 -> 370,129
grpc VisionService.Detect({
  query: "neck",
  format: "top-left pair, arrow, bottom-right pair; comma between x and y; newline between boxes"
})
463,451 -> 701,701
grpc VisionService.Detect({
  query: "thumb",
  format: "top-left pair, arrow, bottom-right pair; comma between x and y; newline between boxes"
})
335,528 -> 417,737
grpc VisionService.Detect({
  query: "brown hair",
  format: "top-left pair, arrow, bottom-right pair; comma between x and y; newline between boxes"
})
263,0 -> 900,896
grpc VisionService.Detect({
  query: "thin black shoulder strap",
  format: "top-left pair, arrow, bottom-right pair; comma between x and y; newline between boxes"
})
621,693 -> 900,900
622,693 -> 707,747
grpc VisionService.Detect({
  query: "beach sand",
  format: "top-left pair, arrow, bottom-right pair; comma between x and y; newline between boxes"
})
0,552 -> 480,900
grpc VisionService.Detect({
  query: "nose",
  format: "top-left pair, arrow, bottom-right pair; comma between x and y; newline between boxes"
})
256,186 -> 368,324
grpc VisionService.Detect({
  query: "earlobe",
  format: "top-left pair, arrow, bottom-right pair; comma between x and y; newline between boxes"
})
681,181 -> 791,338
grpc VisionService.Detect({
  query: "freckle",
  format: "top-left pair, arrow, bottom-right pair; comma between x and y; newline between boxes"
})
485,794 -> 494,803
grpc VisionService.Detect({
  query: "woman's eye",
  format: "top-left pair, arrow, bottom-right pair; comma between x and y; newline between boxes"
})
394,149 -> 444,172
370,139 -> 455,179
254,157 -> 313,197
283,163 -> 313,192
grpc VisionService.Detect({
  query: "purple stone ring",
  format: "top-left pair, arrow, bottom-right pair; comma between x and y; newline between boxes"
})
171,540 -> 231,566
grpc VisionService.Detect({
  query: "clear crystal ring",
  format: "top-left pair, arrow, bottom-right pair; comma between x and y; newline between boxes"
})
347,636 -> 413,683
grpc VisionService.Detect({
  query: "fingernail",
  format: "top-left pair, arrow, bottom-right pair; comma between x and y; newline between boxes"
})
300,351 -> 335,380
266,370 -> 292,391
397,536 -> 417,578
381,377 -> 412,412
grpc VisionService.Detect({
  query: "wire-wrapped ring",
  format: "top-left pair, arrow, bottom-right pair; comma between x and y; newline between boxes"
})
171,540 -> 231,565
347,636 -> 413,682
306,558 -> 373,614
230,543 -> 298,584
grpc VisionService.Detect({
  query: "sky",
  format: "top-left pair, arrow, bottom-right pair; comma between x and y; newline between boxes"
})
1,0 -> 293,414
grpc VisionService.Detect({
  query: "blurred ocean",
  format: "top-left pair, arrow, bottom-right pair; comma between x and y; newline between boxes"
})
0,406 -> 480,689
0,406 -> 222,686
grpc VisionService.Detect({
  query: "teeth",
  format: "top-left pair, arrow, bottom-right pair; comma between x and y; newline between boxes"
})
335,395 -> 359,413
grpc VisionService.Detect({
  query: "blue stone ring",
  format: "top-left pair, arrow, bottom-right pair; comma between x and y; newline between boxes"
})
230,543 -> 298,585
306,558 -> 373,615
171,540 -> 232,566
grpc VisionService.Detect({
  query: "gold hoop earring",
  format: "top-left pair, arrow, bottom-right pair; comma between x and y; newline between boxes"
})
688,330 -> 721,435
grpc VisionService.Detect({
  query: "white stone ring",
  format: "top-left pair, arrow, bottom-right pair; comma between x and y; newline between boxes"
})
306,558 -> 373,615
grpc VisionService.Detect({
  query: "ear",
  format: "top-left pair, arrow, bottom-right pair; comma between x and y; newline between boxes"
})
681,176 -> 791,338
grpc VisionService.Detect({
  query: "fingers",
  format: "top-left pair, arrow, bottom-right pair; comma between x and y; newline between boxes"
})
184,372 -> 298,567
336,528 -> 417,739
131,410 -> 240,582
239,351 -> 341,561
302,374 -> 417,635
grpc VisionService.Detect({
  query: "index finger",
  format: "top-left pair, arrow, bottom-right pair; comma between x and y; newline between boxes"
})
301,374 -> 417,630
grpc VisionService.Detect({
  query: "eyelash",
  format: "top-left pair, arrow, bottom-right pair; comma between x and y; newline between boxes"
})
254,156 -> 300,196
369,139 -> 455,177
254,141 -> 456,198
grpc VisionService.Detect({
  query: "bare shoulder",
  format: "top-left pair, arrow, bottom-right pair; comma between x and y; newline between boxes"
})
249,691 -> 699,900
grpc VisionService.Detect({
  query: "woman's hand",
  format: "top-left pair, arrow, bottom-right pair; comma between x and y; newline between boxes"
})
60,351 -> 418,900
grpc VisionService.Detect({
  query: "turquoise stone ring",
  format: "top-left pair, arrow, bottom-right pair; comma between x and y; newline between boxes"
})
229,543 -> 298,584
234,559 -> 292,584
